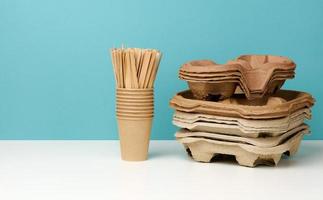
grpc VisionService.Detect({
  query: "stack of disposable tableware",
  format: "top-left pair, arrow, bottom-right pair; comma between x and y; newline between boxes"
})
111,47 -> 162,161
170,55 -> 315,167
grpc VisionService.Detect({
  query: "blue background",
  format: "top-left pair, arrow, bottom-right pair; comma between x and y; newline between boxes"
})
0,0 -> 322,139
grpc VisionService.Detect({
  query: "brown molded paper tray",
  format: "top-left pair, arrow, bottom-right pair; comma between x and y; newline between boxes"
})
177,129 -> 306,167
169,90 -> 314,119
173,109 -> 311,137
179,55 -> 296,99
180,55 -> 295,73
175,124 -> 309,148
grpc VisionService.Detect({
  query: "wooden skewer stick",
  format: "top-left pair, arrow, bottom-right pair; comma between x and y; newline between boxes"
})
124,50 -> 132,88
110,49 -> 119,87
130,49 -> 139,88
144,50 -> 156,88
117,49 -> 124,88
116,49 -> 122,88
134,48 -> 142,77
138,49 -> 145,77
148,51 -> 162,88
128,50 -> 135,88
138,50 -> 152,88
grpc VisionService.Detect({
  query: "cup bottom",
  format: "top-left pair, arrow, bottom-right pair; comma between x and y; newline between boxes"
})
117,118 -> 152,161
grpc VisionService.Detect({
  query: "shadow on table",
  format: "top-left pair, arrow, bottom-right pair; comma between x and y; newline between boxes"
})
278,142 -> 323,168
148,144 -> 188,161
148,141 -> 323,168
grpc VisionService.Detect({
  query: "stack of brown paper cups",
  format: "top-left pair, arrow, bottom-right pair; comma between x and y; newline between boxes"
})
116,88 -> 154,161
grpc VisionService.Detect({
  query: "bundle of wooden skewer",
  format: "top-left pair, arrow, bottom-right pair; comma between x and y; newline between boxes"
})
111,47 -> 162,88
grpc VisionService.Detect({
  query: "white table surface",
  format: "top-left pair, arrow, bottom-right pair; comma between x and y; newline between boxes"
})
0,140 -> 322,200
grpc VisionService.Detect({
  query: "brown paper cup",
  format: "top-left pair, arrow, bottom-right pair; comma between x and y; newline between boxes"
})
117,101 -> 154,111
117,118 -> 152,161
115,88 -> 154,161
117,112 -> 153,116
117,108 -> 154,112
117,91 -> 153,95
117,102 -> 154,107
116,99 -> 154,104
117,89 -> 153,96
117,105 -> 154,110
117,111 -> 154,118
117,88 -> 153,93
117,114 -> 154,119
116,95 -> 154,100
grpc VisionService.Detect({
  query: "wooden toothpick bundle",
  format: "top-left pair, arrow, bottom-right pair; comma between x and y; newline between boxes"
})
110,47 -> 162,88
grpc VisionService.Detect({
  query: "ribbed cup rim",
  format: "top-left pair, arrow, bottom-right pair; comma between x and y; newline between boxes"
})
117,112 -> 154,116
117,116 -> 153,120
117,113 -> 154,118
117,102 -> 154,106
116,99 -> 154,103
117,109 -> 154,112
116,94 -> 153,97
117,105 -> 154,109
117,90 -> 153,93
115,88 -> 154,120
117,115 -> 153,119
117,88 -> 153,92
116,95 -> 154,99
116,93 -> 154,96
117,109 -> 154,114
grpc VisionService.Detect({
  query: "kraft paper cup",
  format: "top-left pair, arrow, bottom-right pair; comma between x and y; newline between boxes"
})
117,96 -> 153,101
117,91 -> 153,96
116,88 -> 154,161
116,95 -> 154,100
117,118 -> 152,161
117,113 -> 154,120
117,88 -> 153,92
117,88 -> 153,94
116,95 -> 153,99
117,102 -> 153,108
117,90 -> 153,97
116,116 -> 153,120
117,111 -> 153,116
117,102 -> 154,108
117,110 -> 154,118
117,107 -> 153,111
116,104 -> 154,108
116,99 -> 153,104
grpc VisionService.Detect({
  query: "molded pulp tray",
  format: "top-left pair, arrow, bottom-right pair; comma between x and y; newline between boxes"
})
181,72 -> 293,100
179,55 -> 296,100
169,90 -> 314,119
180,55 -> 295,74
175,124 -> 309,148
177,129 -> 307,167
173,108 -> 311,137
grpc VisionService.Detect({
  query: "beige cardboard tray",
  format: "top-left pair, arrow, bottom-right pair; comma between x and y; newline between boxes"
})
177,129 -> 306,167
169,90 -> 314,119
175,124 -> 309,147
173,109 -> 311,137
